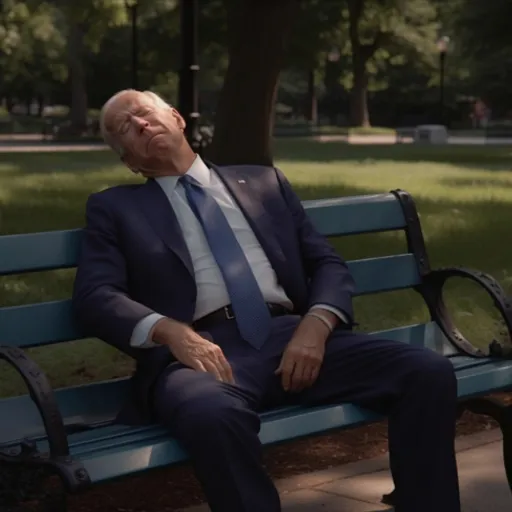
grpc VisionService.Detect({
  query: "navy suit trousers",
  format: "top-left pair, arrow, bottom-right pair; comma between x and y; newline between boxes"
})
153,315 -> 460,512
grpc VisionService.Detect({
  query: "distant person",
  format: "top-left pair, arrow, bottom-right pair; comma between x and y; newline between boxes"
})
473,99 -> 491,129
73,89 -> 461,512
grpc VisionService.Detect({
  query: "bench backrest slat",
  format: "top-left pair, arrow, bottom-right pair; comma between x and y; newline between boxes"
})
1,193 -> 421,349
0,194 -> 405,276
0,230 -> 82,275
0,300 -> 79,347
0,254 -> 420,348
304,193 -> 406,235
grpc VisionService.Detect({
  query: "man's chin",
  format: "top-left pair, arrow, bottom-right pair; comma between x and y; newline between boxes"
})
148,136 -> 171,154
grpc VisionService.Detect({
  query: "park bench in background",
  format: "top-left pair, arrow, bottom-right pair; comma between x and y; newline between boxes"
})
1,190 -> 512,511
395,127 -> 417,143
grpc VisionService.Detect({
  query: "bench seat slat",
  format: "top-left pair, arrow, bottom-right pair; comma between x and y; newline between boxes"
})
30,352 -> 512,460
23,356 -> 512,485
2,319 -> 510,484
0,254 -> 420,348
0,321 -> 483,448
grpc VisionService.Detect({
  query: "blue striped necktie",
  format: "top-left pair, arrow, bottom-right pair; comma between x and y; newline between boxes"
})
180,174 -> 272,349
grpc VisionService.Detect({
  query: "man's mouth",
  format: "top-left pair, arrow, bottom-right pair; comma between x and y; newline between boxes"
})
146,133 -> 160,151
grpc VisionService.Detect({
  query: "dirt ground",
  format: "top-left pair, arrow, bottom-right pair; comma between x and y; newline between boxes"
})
56,398 -> 507,512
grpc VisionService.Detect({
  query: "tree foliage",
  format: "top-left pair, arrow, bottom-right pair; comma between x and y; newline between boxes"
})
339,0 -> 439,126
0,0 -> 511,158
443,0 -> 512,114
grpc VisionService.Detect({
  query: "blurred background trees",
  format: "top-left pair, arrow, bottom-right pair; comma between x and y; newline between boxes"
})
0,0 -> 510,151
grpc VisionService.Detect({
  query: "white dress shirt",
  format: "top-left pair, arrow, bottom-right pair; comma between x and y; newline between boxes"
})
130,156 -> 346,348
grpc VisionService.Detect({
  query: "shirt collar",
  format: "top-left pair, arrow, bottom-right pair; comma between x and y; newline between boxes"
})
155,154 -> 211,193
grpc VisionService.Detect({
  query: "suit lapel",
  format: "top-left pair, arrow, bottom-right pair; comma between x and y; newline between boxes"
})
135,179 -> 194,276
209,163 -> 287,267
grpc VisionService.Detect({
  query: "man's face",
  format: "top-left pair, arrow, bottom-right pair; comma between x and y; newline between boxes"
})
103,91 -> 187,173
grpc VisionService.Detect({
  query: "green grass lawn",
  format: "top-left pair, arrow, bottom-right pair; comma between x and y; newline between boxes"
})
1,140 -> 512,397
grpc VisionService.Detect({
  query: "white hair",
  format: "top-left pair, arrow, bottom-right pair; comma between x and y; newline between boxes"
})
99,89 -> 172,155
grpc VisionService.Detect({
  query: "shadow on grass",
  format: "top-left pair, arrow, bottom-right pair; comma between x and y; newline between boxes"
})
439,177 -> 512,189
273,139 -> 512,172
1,141 -> 512,174
0,150 -> 120,174
1,185 -> 95,234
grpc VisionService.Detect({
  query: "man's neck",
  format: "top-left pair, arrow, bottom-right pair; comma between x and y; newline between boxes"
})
166,148 -> 198,176
144,148 -> 198,178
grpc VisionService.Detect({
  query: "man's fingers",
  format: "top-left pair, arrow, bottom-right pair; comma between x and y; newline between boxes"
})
227,366 -> 236,385
309,365 -> 321,386
301,364 -> 320,390
290,359 -> 307,391
189,359 -> 207,373
216,352 -> 235,384
280,357 -> 296,391
202,359 -> 223,382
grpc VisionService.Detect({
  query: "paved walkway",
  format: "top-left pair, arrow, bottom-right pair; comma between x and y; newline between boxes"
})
181,429 -> 511,511
0,142 -> 107,152
0,134 -> 512,152
317,134 -> 512,145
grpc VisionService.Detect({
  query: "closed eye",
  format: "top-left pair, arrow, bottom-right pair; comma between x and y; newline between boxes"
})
119,120 -> 130,134
134,109 -> 152,117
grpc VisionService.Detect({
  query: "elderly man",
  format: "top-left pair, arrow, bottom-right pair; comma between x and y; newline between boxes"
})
73,89 -> 460,512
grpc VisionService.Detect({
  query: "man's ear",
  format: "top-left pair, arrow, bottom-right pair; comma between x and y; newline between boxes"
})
172,108 -> 186,131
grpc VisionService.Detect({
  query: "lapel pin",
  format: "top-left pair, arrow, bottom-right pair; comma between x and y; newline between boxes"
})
238,179 -> 246,184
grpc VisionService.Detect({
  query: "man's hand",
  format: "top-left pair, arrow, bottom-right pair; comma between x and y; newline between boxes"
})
275,313 -> 333,392
153,318 -> 235,384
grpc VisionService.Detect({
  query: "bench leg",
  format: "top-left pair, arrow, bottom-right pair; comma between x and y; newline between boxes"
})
462,396 -> 512,493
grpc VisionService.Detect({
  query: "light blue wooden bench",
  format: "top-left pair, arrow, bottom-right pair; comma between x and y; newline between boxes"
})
1,189 -> 512,510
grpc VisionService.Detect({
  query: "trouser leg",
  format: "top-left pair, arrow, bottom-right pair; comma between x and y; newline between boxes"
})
301,331 -> 460,512
153,363 -> 281,512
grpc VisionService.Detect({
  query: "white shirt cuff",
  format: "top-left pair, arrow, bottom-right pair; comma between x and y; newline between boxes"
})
130,313 -> 165,348
309,304 -> 349,325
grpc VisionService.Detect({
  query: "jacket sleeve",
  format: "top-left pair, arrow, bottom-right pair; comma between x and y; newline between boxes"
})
274,167 -> 356,325
72,193 -> 157,354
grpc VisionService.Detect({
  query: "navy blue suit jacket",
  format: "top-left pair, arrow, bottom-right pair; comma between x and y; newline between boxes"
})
72,163 -> 356,423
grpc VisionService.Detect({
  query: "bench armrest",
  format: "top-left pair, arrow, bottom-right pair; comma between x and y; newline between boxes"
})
419,266 -> 512,358
0,345 -> 91,492
0,346 -> 69,457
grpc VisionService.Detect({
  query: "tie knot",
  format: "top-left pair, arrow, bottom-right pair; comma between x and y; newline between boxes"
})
179,174 -> 200,188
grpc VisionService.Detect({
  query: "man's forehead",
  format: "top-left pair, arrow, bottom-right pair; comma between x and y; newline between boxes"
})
104,92 -> 151,130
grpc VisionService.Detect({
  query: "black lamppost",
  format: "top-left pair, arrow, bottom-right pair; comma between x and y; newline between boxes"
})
178,0 -> 204,153
125,0 -> 138,89
437,36 -> 449,125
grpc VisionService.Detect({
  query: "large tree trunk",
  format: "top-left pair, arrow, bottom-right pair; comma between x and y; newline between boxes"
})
68,21 -> 88,134
350,51 -> 370,127
209,0 -> 298,166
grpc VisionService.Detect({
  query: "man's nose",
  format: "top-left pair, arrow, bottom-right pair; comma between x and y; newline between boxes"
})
132,116 -> 149,133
